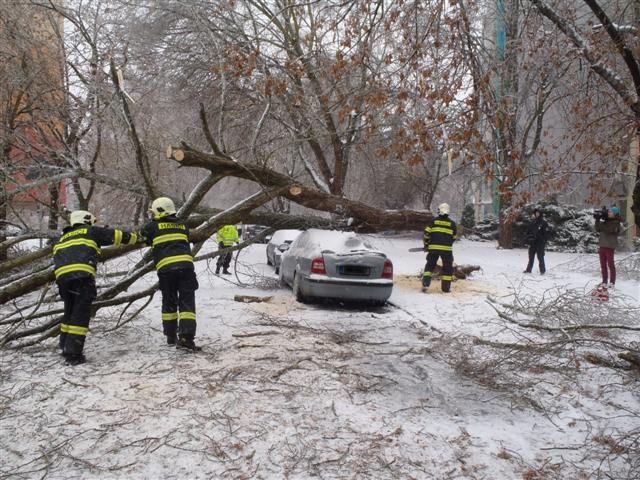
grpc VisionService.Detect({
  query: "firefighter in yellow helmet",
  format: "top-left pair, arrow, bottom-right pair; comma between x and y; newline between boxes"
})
215,224 -> 239,275
54,210 -> 138,365
141,197 -> 200,350
422,203 -> 457,293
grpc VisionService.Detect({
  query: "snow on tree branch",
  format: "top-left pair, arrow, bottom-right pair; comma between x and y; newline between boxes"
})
528,0 -> 640,113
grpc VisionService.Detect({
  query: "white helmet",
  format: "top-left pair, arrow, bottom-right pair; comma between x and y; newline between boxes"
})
70,210 -> 96,226
438,203 -> 450,215
150,197 -> 176,219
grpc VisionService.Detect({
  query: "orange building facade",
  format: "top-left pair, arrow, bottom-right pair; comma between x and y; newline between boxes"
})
2,6 -> 67,225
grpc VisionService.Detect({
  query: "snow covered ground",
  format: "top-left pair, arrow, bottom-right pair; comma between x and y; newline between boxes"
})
1,235 -> 639,479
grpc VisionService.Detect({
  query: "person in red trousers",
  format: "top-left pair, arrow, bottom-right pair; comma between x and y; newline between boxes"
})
594,206 -> 621,288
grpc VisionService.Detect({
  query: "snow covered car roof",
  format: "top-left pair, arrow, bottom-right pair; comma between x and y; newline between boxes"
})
268,229 -> 302,245
285,229 -> 384,258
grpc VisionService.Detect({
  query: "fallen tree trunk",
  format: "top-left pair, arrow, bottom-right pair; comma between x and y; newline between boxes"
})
0,186 -> 284,306
0,246 -> 52,275
167,144 -> 433,232
0,244 -> 140,305
1,190 -> 283,344
188,209 -> 338,231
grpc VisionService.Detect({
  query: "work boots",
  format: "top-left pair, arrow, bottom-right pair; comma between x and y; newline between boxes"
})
64,353 -> 86,366
176,337 -> 200,351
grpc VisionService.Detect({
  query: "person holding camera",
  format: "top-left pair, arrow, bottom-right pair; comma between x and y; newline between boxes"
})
523,208 -> 548,275
594,206 -> 621,288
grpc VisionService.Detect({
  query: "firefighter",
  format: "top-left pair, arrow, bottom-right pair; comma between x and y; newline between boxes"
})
422,203 -> 457,293
141,197 -> 200,350
54,210 -> 138,365
215,224 -> 239,275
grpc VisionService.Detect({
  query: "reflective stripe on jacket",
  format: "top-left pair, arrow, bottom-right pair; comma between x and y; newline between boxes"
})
142,216 -> 194,273
53,225 -> 135,282
423,215 -> 458,252
216,225 -> 239,246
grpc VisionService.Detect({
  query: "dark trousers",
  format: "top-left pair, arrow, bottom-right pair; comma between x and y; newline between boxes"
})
159,269 -> 198,339
598,247 -> 616,284
423,251 -> 454,292
58,278 -> 97,355
216,242 -> 232,271
525,241 -> 546,273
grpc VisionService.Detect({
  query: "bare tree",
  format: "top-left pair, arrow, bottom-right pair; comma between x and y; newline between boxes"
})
527,0 -> 640,228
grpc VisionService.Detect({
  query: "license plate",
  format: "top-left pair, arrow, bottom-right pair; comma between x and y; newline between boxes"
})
338,265 -> 370,276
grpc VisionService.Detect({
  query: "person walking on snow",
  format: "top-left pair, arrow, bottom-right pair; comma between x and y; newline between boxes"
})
595,206 -> 621,288
141,197 -> 200,350
422,203 -> 457,293
215,224 -> 239,275
54,210 -> 138,365
523,208 -> 548,275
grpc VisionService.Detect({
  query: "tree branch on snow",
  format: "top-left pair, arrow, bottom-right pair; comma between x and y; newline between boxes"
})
486,296 -> 640,332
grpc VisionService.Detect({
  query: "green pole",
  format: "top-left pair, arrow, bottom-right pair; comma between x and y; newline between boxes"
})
494,0 -> 505,218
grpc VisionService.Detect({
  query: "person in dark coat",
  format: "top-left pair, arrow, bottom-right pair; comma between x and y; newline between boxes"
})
141,197 -> 200,350
594,206 -> 621,288
523,208 -> 548,275
54,210 -> 138,365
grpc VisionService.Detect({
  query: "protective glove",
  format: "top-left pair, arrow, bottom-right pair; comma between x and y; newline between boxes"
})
134,232 -> 147,245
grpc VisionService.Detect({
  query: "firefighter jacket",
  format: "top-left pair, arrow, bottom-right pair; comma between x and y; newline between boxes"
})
142,215 -> 194,273
216,225 -> 239,247
53,225 -> 137,283
423,215 -> 458,252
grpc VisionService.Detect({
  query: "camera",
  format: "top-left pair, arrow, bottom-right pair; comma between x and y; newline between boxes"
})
593,206 -> 608,221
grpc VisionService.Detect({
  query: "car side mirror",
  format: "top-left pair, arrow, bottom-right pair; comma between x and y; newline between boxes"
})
278,243 -> 290,252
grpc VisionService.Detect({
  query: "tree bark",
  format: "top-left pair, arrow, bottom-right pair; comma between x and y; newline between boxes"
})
47,182 -> 60,237
0,144 -> 9,263
496,0 -> 520,249
633,124 -> 640,229
0,178 -> 6,263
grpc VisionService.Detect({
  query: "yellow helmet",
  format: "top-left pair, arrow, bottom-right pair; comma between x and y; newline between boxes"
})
150,197 -> 176,219
438,203 -> 450,215
70,210 -> 96,226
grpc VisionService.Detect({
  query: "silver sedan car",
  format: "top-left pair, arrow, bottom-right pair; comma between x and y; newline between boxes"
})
279,229 -> 393,305
266,229 -> 302,274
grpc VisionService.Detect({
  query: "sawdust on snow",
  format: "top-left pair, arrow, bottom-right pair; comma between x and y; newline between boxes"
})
393,274 -> 499,297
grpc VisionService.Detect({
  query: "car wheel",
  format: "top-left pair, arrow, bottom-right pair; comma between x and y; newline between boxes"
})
292,272 -> 307,303
278,266 -> 287,288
